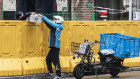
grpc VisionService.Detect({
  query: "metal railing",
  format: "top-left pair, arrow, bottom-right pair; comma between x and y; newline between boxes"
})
41,12 -> 95,21
0,7 -> 95,21
41,8 -> 95,21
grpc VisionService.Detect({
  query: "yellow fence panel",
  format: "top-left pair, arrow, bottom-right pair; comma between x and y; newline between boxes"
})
123,21 -> 139,37
22,22 -> 43,57
94,21 -> 109,40
69,56 -> 81,72
67,21 -> 93,56
42,22 -> 50,56
22,57 -> 45,75
138,22 -> 140,37
0,21 -> 21,58
42,22 -> 50,72
108,21 -> 123,34
21,21 -> 45,75
0,21 -> 22,76
0,58 -> 22,76
52,56 -> 71,73
60,21 -> 70,56
124,57 -> 140,67
93,21 -> 109,54
60,56 -> 70,72
69,21 -> 93,43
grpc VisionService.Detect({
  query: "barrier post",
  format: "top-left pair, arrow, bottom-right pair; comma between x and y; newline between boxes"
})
91,8 -> 95,21
62,7 -> 65,18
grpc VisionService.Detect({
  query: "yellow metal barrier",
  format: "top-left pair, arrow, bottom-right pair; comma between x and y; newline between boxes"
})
0,58 -> 22,76
21,21 -> 45,75
0,20 -> 140,76
0,21 -> 22,76
60,21 -> 70,56
0,21 -> 45,76
69,56 -> 81,72
22,57 -> 45,75
123,21 -> 139,37
123,57 -> 140,67
108,21 -> 123,34
94,21 -> 109,40
0,21 -> 21,58
42,22 -> 50,73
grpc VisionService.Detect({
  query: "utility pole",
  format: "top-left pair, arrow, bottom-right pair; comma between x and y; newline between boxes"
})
129,0 -> 132,20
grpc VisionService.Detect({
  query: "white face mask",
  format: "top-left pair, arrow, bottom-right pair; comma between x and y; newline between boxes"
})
53,21 -> 56,23
54,18 -> 59,23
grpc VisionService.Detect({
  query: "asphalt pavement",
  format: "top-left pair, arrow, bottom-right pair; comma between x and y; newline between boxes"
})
63,71 -> 140,79
0,67 -> 140,79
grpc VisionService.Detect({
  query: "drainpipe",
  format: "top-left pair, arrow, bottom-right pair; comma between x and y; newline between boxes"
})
129,0 -> 132,20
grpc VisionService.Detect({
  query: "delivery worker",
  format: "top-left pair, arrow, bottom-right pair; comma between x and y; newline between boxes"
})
38,14 -> 64,77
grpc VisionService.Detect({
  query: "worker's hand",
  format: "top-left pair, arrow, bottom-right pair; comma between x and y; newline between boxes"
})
31,12 -> 36,15
38,14 -> 43,17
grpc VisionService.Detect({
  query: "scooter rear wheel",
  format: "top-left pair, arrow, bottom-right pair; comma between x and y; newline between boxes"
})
110,69 -> 120,77
73,64 -> 84,79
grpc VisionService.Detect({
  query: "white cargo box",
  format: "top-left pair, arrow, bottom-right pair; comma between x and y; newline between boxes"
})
29,15 -> 42,23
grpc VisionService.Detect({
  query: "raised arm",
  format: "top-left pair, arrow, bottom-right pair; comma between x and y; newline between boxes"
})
42,16 -> 60,29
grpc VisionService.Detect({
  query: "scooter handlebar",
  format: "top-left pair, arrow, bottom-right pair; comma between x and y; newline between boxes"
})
95,40 -> 103,43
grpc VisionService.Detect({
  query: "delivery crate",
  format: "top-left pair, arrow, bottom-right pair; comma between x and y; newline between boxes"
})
100,33 -> 140,58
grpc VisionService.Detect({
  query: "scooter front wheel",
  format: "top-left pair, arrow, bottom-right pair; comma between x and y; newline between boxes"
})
73,64 -> 84,79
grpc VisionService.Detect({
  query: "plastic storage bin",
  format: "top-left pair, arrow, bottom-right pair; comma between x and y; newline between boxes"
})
100,33 -> 140,58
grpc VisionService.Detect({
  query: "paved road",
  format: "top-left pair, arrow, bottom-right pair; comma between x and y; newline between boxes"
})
63,71 -> 140,79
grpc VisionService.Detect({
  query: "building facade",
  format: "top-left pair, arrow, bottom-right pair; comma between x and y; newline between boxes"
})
0,0 -> 140,20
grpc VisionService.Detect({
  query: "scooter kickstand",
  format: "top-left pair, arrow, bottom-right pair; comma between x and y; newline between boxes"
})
95,68 -> 99,79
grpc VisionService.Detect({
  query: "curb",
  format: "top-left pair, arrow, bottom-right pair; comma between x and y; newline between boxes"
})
0,67 -> 140,79
126,67 -> 140,71
0,73 -> 55,79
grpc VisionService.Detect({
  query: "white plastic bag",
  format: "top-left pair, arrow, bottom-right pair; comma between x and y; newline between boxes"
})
78,43 -> 88,54
100,49 -> 115,55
